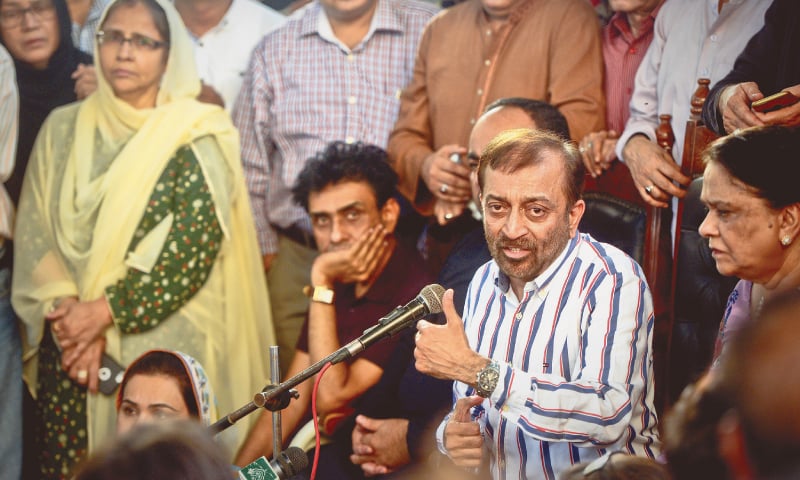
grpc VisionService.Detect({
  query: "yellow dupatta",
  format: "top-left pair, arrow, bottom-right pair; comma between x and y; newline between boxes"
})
12,0 -> 274,455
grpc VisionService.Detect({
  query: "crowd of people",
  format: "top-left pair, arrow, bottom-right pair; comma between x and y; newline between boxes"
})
1,0 -> 800,478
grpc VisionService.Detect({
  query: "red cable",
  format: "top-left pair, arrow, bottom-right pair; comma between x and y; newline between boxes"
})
309,362 -> 333,480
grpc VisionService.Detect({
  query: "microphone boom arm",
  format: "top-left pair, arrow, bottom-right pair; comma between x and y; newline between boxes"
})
209,284 -> 444,435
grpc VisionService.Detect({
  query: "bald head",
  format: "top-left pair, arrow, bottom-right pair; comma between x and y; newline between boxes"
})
470,107 -> 539,159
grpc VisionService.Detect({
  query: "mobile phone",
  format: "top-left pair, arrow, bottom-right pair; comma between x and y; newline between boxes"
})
751,90 -> 800,113
98,353 -> 126,396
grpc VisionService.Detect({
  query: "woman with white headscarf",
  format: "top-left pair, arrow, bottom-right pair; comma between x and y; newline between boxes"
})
12,0 -> 274,476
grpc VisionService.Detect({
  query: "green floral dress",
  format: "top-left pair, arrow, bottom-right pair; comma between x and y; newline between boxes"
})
33,145 -> 223,479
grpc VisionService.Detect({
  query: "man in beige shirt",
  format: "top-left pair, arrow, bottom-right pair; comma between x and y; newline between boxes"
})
389,0 -> 605,227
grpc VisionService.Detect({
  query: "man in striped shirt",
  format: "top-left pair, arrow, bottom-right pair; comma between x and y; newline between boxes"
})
414,129 -> 660,479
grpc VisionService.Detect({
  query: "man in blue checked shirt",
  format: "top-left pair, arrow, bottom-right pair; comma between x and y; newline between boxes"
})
414,129 -> 660,479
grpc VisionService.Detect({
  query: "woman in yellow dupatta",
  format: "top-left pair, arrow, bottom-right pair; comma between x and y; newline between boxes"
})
12,0 -> 274,476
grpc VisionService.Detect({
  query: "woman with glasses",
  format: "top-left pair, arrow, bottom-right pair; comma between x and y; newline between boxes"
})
0,0 -> 91,207
12,0 -> 274,476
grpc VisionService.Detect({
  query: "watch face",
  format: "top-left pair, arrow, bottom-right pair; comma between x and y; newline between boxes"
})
478,364 -> 500,396
482,369 -> 499,386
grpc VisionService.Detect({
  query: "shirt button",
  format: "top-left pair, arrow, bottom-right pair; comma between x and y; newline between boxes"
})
469,118 -> 476,125
486,29 -> 492,36
628,47 -> 636,54
515,312 -> 522,320
348,96 -> 357,105
710,34 -> 718,42
477,88 -> 483,95
484,59 -> 491,66
345,136 -> 355,144
347,53 -> 354,62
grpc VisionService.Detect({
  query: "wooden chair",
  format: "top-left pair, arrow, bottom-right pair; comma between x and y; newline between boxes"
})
582,119 -> 674,414
665,79 -> 739,405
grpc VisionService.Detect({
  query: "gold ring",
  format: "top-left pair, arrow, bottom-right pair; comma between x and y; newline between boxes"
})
579,146 -> 586,153
440,184 -> 449,194
77,370 -> 89,381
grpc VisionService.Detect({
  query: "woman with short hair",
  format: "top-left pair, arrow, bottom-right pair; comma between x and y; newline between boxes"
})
699,125 -> 800,362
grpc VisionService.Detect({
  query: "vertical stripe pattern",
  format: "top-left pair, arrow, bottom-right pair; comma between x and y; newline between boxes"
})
440,232 -> 660,478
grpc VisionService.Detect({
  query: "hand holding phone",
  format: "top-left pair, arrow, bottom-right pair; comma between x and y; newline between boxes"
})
751,90 -> 800,113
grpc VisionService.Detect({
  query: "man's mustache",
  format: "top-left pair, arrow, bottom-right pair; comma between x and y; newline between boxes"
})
494,235 -> 536,250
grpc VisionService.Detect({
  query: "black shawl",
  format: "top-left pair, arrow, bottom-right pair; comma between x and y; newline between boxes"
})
1,0 -> 93,205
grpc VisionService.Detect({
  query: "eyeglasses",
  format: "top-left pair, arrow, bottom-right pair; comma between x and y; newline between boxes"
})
0,0 -> 55,29
95,29 -> 168,52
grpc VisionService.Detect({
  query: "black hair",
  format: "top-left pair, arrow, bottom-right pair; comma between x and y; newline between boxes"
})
74,421 -> 231,480
703,125 -> 800,209
291,141 -> 398,212
484,97 -> 571,141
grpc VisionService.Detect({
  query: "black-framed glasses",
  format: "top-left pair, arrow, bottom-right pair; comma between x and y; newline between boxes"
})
95,29 -> 168,52
0,0 -> 55,29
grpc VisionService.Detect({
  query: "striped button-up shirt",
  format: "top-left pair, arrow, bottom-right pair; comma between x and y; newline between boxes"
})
602,9 -> 658,134
233,0 -> 437,254
438,232 -> 660,479
0,45 -> 18,242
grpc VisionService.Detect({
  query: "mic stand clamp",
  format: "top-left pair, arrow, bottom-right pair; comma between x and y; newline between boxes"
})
255,385 -> 299,412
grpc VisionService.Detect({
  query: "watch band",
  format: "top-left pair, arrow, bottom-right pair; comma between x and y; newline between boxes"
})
303,285 -> 335,304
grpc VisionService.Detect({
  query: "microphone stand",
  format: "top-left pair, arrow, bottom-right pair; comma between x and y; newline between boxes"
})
209,346 -> 349,435
210,302 -> 428,435
269,346 -> 282,459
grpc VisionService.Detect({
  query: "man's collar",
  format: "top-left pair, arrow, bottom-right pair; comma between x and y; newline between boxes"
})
299,0 -> 405,43
494,232 -> 580,298
476,0 -> 533,28
607,4 -> 660,42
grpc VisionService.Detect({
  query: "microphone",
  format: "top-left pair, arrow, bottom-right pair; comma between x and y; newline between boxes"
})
238,446 -> 309,480
334,284 -> 445,362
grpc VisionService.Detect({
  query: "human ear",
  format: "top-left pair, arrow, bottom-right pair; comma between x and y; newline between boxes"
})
568,199 -> 585,237
778,203 -> 800,247
380,198 -> 400,234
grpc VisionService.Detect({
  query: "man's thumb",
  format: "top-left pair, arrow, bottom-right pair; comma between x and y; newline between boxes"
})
453,395 -> 483,422
442,289 -> 463,329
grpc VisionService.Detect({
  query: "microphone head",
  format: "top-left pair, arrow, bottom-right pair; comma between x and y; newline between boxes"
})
419,284 -> 446,314
276,446 -> 309,476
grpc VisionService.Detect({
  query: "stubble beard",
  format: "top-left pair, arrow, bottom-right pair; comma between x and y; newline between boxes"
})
487,221 -> 572,283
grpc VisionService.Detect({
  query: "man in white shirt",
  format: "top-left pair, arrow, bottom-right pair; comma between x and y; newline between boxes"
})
616,0 -> 771,215
175,0 -> 285,110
